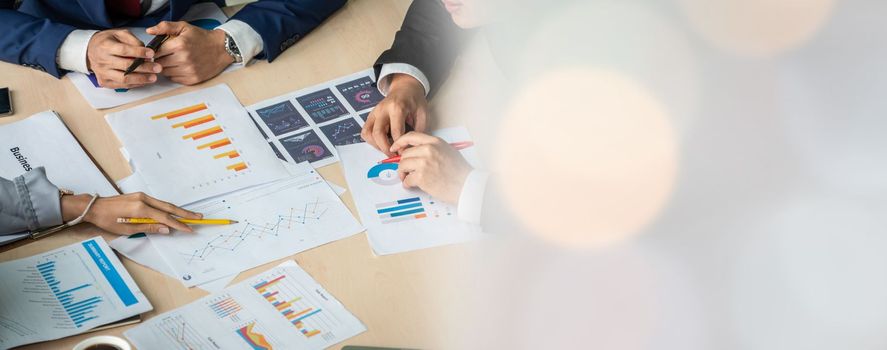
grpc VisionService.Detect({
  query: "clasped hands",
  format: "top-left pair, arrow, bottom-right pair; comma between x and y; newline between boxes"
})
86,21 -> 234,89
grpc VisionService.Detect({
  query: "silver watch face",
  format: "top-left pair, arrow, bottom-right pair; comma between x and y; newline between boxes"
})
225,35 -> 243,63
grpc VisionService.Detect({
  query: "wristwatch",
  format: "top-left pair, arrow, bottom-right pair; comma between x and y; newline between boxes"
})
223,33 -> 243,64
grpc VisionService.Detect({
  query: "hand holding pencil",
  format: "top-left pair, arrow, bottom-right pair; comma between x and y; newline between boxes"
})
61,192 -> 204,236
387,132 -> 475,204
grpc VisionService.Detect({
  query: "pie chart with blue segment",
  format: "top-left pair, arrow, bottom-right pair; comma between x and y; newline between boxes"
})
367,163 -> 400,185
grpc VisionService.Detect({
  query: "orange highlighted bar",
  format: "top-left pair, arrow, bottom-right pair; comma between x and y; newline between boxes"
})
415,213 -> 427,219
305,330 -> 321,338
183,126 -> 222,140
227,162 -> 248,172
197,138 -> 231,150
214,150 -> 240,159
290,308 -> 313,319
275,302 -> 292,311
151,103 -> 207,120
172,114 -> 215,129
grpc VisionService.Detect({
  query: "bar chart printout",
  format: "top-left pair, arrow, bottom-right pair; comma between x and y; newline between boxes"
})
0,238 -> 152,349
125,261 -> 366,350
105,85 -> 289,206
337,127 -> 485,255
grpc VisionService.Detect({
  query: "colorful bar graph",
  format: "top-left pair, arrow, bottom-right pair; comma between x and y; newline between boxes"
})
214,150 -> 240,159
226,162 -> 248,172
151,103 -> 208,120
376,197 -> 429,224
197,138 -> 231,150
252,274 -> 324,338
253,275 -> 285,293
182,126 -> 223,140
172,114 -> 215,129
208,296 -> 242,319
37,261 -> 103,328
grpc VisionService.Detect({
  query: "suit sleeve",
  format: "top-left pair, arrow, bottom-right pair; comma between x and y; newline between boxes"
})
374,0 -> 470,98
0,1 -> 76,78
230,0 -> 346,62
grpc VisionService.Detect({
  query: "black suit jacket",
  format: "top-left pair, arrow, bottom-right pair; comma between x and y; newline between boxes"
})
373,0 -> 524,234
373,0 -> 471,98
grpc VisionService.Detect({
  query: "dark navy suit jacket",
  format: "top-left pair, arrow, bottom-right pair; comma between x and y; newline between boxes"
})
0,0 -> 345,77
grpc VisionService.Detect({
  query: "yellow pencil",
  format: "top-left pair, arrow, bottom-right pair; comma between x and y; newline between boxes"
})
116,218 -> 239,225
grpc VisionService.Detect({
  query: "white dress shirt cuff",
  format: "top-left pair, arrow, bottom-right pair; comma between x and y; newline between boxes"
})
457,170 -> 489,224
377,63 -> 431,97
57,30 -> 98,74
216,20 -> 264,65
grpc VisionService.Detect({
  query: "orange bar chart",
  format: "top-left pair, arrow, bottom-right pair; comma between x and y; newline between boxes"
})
213,150 -> 240,159
226,162 -> 248,172
183,126 -> 223,140
172,114 -> 215,129
150,103 -> 207,120
197,138 -> 231,150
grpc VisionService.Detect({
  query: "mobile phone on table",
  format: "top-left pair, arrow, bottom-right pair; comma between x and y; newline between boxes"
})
0,88 -> 11,116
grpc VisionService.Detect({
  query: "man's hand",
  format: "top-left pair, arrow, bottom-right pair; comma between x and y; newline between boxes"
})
86,29 -> 160,89
390,132 -> 473,204
148,21 -> 234,86
362,74 -> 429,156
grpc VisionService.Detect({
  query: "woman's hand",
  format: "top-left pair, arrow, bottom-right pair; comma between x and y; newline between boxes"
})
390,132 -> 473,204
62,192 -> 202,235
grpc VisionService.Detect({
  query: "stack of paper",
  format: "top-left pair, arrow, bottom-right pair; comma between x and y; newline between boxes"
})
125,260 -> 365,350
0,237 -> 152,349
105,84 -> 363,292
245,69 -> 383,167
0,111 -> 119,244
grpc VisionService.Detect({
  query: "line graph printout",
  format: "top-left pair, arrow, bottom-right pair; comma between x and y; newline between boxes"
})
148,163 -> 364,287
126,260 -> 365,350
0,238 -> 152,349
106,84 -> 289,205
338,127 -> 485,255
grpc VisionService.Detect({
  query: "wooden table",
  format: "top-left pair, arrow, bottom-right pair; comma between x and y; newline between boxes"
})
0,1 -> 476,348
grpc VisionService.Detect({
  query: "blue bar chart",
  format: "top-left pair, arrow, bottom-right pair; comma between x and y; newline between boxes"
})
36,260 -> 102,328
375,197 -> 429,224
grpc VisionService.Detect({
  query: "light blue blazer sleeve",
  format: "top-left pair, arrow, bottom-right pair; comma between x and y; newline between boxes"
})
0,167 -> 63,235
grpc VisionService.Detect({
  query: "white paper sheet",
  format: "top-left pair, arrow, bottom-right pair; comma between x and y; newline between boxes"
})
68,3 -> 239,110
0,111 -> 118,196
0,237 -> 152,349
126,260 -> 365,350
106,84 -> 289,206
338,127 -> 484,255
146,167 -> 364,287
245,69 -> 383,168
109,234 -> 236,293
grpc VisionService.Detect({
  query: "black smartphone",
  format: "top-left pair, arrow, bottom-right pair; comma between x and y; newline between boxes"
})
0,88 -> 11,116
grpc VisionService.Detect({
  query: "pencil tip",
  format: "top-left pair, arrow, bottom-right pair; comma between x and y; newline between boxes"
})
230,220 -> 239,224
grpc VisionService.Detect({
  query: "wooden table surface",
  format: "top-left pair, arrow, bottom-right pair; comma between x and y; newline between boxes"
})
0,1 -> 476,348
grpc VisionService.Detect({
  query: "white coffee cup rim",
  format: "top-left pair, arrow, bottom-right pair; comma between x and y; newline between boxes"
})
72,335 -> 131,350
